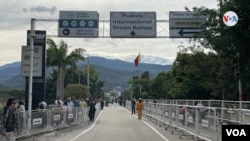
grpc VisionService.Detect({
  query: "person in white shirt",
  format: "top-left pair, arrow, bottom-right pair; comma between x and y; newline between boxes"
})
195,102 -> 208,122
66,97 -> 74,113
18,101 -> 25,117
18,101 -> 26,131
55,96 -> 63,108
38,101 -> 47,111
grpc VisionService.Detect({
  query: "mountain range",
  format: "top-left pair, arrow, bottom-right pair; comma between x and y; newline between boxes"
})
0,56 -> 172,91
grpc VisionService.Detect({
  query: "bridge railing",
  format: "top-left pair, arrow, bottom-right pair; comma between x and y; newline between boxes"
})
0,104 -> 99,139
17,106 -> 91,138
126,100 -> 250,141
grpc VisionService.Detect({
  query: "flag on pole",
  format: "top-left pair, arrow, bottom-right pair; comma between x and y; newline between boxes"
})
134,53 -> 141,67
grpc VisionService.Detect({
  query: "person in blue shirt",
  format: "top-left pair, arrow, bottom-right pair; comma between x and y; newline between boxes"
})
72,97 -> 79,107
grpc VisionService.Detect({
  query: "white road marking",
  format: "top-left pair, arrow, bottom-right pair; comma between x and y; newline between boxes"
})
70,106 -> 170,141
69,110 -> 103,141
142,120 -> 170,141
127,108 -> 170,141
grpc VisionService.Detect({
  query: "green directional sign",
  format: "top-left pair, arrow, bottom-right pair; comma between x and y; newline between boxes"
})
58,11 -> 99,37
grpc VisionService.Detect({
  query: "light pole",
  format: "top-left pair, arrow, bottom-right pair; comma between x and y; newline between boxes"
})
87,53 -> 89,88
28,18 -> 36,130
78,70 -> 81,84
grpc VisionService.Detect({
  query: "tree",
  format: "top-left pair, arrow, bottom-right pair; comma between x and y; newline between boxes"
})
46,38 -> 85,99
192,0 -> 250,100
64,65 -> 104,99
64,84 -> 90,99
45,70 -> 57,104
150,72 -> 173,99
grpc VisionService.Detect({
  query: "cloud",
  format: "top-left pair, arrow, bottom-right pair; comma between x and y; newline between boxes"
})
0,0 -> 218,66
22,6 -> 57,15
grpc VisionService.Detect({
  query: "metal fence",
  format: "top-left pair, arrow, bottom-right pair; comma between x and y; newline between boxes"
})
1,100 -> 250,141
0,104 -> 100,140
126,100 -> 250,141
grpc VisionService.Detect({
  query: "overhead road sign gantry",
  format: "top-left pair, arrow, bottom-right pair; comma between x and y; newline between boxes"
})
58,11 -> 99,37
110,12 -> 157,38
169,11 -> 207,38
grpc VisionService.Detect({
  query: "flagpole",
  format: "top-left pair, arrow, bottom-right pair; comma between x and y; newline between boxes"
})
139,70 -> 142,98
134,52 -> 141,98
130,76 -> 133,100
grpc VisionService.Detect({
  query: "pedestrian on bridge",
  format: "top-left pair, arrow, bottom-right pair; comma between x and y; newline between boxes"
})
136,98 -> 144,120
0,98 -> 20,141
100,100 -> 104,110
179,101 -> 186,125
55,96 -> 63,108
88,99 -> 96,121
131,99 -> 136,114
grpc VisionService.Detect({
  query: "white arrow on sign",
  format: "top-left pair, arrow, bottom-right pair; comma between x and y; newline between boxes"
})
170,29 -> 205,38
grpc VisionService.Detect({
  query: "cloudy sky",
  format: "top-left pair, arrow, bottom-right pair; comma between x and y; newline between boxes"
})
0,0 -> 218,66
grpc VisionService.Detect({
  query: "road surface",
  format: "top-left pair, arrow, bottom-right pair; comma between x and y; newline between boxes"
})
18,104 -> 193,141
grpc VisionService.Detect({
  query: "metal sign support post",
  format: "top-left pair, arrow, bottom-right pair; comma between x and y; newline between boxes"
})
27,18 -> 36,130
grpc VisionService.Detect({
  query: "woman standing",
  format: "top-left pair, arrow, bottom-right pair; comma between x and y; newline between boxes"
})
136,98 -> 144,120
0,98 -> 20,141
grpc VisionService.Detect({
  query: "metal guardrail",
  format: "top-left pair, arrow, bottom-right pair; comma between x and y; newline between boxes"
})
1,100 -> 250,141
0,104 -> 100,140
126,100 -> 250,141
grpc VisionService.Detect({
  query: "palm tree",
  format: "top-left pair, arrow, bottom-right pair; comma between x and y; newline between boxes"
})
46,38 -> 85,99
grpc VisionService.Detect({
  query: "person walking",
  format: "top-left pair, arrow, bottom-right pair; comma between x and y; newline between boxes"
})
179,101 -> 186,125
0,98 -> 20,141
88,99 -> 96,121
100,100 -> 104,110
195,102 -> 207,122
131,99 -> 136,114
136,98 -> 144,120
18,101 -> 26,132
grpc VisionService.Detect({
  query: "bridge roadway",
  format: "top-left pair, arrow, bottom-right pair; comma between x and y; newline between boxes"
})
18,103 -> 193,141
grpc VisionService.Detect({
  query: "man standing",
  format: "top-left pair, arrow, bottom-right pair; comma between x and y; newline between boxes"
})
0,98 -> 20,141
131,99 -> 136,114
88,99 -> 96,121
136,98 -> 144,119
100,100 -> 104,110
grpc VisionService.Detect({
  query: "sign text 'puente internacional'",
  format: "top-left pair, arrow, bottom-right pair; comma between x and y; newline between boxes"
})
110,12 -> 157,38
